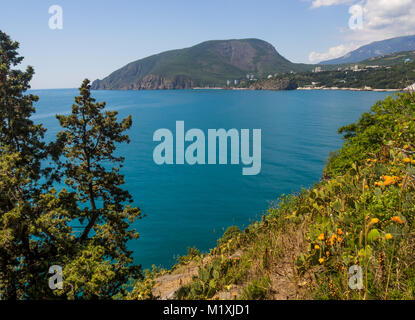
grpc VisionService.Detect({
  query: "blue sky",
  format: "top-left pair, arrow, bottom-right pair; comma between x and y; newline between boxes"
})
1,0 -> 414,89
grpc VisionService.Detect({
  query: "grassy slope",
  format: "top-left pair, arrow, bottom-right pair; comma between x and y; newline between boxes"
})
128,92 -> 415,300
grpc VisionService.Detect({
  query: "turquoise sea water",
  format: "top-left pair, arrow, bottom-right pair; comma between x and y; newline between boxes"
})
30,89 -> 393,269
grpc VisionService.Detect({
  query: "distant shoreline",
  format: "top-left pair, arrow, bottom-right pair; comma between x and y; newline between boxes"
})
192,87 -> 403,92
297,87 -> 402,92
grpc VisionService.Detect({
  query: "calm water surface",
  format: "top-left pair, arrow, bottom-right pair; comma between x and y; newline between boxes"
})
30,89 -> 393,268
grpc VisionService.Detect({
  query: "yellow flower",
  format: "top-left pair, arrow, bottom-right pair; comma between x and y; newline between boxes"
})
319,258 -> 325,264
371,218 -> 380,224
318,233 -> 325,241
404,145 -> 409,150
337,229 -> 343,235
403,158 -> 411,164
385,233 -> 393,240
314,245 -> 320,250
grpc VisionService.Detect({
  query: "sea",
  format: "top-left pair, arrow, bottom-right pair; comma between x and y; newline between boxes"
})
29,89 -> 393,269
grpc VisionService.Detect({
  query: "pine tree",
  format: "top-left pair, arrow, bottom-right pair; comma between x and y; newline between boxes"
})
0,30 -> 77,299
0,30 -> 47,184
55,79 -> 142,298
0,31 -> 142,299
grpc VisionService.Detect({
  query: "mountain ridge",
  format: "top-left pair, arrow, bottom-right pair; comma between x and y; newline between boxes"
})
91,39 -> 313,90
320,35 -> 415,65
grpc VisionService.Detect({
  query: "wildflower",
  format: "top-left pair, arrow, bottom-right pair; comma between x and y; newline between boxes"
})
403,158 -> 411,164
326,251 -> 330,257
337,229 -> 343,235
383,175 -> 399,186
371,218 -> 380,224
391,216 -> 404,224
314,245 -> 320,250
318,233 -> 325,241
404,145 -> 409,150
319,258 -> 325,264
385,233 -> 393,240
329,235 -> 337,246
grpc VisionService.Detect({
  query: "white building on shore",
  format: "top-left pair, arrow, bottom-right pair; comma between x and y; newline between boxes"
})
405,83 -> 415,91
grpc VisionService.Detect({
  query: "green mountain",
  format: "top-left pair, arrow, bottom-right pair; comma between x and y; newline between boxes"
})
357,50 -> 415,67
91,39 -> 314,90
320,35 -> 415,65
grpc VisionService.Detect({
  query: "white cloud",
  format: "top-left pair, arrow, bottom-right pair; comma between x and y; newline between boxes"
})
311,0 -> 354,9
308,0 -> 415,62
309,43 -> 359,63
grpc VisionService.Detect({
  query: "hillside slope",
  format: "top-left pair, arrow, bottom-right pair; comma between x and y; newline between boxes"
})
127,92 -> 415,300
358,50 -> 415,67
91,39 -> 313,90
321,35 -> 415,65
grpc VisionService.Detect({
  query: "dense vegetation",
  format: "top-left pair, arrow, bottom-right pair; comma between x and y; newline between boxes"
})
0,31 -> 142,299
134,92 -> 415,300
237,61 -> 415,90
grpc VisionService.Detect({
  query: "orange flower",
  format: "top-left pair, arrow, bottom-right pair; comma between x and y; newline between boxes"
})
337,229 -> 343,235
385,233 -> 393,240
319,258 -> 325,264
391,216 -> 404,224
318,233 -> 325,241
371,218 -> 380,224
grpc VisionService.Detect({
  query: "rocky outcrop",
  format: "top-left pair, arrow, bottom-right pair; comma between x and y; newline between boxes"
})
248,78 -> 298,90
92,74 -> 196,90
